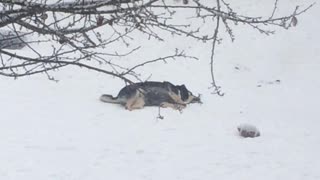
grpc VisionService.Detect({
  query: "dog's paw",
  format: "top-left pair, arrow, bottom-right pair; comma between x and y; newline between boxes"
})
160,102 -> 166,108
125,105 -> 133,111
174,104 -> 186,111
160,102 -> 185,111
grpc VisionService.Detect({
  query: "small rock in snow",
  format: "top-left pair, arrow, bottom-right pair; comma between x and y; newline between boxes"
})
237,124 -> 260,138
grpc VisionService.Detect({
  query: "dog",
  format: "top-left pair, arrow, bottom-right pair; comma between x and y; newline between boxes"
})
100,81 -> 201,111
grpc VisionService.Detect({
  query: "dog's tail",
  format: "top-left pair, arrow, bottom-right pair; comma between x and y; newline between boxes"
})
100,94 -> 122,104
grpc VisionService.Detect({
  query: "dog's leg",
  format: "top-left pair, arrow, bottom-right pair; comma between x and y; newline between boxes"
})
125,92 -> 138,111
168,91 -> 185,105
160,102 -> 186,111
130,96 -> 145,110
125,97 -> 135,111
125,89 -> 145,111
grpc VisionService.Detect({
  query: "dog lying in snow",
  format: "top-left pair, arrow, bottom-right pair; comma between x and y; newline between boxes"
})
100,81 -> 201,111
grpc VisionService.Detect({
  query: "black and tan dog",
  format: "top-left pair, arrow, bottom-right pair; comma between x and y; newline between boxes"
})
100,81 -> 201,110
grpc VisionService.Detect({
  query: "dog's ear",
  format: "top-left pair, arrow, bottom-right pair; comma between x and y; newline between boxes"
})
178,85 -> 189,101
180,85 -> 189,92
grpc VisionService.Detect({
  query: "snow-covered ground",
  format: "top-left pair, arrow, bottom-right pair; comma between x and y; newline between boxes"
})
1,0 -> 320,179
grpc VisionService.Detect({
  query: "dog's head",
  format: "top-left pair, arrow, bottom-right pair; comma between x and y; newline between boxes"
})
178,85 -> 201,104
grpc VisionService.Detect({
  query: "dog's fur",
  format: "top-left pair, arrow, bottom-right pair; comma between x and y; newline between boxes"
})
100,81 -> 201,110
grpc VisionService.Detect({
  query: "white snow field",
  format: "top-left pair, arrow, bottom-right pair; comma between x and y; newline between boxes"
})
1,0 -> 320,180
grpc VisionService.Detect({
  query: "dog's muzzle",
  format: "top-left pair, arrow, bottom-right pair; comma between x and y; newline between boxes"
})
190,94 -> 202,104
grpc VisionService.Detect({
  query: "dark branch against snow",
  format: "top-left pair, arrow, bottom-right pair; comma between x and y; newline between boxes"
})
0,0 -> 313,85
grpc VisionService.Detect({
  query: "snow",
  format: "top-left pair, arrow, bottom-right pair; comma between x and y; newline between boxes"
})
1,0 -> 320,179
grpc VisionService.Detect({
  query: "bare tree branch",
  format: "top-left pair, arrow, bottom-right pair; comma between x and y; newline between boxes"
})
0,0 -> 313,89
